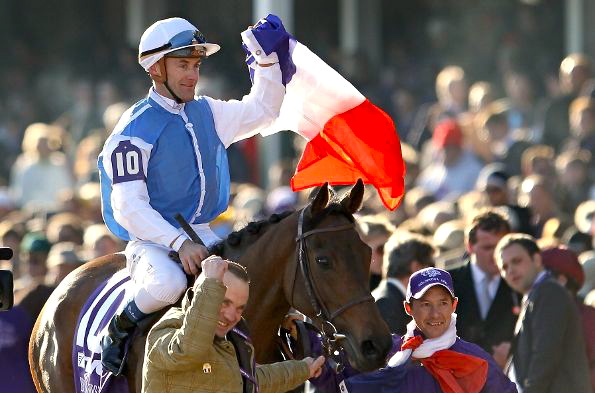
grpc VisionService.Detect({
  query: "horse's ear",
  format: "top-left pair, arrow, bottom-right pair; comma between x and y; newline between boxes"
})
309,183 -> 330,215
340,178 -> 365,214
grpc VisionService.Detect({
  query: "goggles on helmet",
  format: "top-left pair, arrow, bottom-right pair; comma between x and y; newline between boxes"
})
140,29 -> 207,58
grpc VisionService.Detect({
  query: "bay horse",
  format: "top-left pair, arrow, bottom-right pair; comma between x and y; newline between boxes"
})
29,180 -> 392,393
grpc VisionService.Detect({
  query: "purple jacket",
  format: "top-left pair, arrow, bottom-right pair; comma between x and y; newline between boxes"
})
311,335 -> 517,393
0,306 -> 38,393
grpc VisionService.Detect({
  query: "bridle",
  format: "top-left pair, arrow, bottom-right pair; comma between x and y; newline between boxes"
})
292,208 -> 374,371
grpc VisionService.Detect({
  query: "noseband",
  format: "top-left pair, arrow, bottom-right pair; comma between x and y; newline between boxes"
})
293,208 -> 374,371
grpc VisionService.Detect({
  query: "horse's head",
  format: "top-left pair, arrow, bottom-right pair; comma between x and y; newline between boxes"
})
286,180 -> 392,372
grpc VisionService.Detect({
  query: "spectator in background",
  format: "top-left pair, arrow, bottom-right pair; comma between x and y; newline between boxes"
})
9,123 -> 73,212
519,175 -> 570,238
73,133 -> 103,185
417,201 -> 458,235
556,149 -> 592,215
72,102 -> 129,185
562,227 -> 593,256
574,200 -> 595,238
502,70 -> 540,132
45,212 -> 85,246
408,65 -> 468,149
13,233 -> 55,334
539,53 -> 592,150
0,188 -> 16,220
449,210 -> 519,363
372,233 -> 435,335
566,96 -> 595,154
476,163 -> 534,235
45,242 -> 82,286
476,104 -> 511,162
520,144 -> 556,179
232,184 -> 266,224
388,89 -> 417,140
400,143 -> 419,190
265,186 -> 298,215
102,102 -> 129,138
357,215 -> 396,291
468,82 -> 496,114
496,234 -> 591,393
540,246 -> 595,391
82,224 -> 123,260
460,81 -> 496,164
475,103 -> 532,176
433,220 -> 466,267
14,232 -> 51,293
416,119 -> 482,201
76,182 -> 103,223
403,187 -> 436,221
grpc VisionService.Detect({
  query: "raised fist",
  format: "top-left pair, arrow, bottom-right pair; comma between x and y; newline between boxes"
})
201,255 -> 228,281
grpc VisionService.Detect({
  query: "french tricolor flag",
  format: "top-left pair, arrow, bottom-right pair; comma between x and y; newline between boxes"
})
242,15 -> 405,210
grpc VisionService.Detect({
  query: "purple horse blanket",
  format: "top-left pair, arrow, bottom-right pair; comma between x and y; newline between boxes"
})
73,268 -> 132,393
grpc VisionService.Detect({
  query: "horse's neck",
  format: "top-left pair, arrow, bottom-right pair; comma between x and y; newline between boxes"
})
220,213 -> 298,362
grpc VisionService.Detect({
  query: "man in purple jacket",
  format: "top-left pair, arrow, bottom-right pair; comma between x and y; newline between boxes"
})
310,267 -> 517,393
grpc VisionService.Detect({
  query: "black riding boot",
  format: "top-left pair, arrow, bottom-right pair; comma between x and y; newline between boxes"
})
101,307 -> 138,376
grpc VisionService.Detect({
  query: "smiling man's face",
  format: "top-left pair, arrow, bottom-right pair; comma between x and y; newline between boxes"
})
215,272 -> 249,338
405,285 -> 457,339
151,56 -> 202,102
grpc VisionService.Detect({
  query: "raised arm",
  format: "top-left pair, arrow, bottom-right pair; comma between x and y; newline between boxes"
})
207,15 -> 291,147
144,257 -> 228,371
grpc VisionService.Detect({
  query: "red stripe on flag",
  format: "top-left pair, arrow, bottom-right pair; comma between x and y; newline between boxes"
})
291,99 -> 406,210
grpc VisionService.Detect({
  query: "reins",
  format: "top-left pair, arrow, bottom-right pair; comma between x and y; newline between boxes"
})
293,208 -> 374,371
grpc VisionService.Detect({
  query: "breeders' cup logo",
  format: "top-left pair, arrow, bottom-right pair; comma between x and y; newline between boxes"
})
421,269 -> 441,278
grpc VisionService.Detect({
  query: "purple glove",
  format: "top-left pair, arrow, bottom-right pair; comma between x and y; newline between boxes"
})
241,14 -> 296,86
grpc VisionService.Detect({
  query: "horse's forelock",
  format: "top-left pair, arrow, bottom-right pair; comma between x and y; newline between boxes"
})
306,202 -> 355,230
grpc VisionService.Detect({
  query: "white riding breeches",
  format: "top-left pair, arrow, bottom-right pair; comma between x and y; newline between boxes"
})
125,224 -> 221,314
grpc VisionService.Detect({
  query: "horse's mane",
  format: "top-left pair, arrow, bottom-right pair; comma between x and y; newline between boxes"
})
210,210 -> 294,256
211,187 -> 356,256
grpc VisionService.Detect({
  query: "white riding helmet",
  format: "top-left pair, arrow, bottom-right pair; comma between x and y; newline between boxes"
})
138,17 -> 220,71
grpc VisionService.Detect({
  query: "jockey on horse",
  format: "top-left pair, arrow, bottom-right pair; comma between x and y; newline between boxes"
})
97,16 -> 288,375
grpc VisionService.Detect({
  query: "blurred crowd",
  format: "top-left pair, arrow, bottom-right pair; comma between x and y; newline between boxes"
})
0,3 -> 594,391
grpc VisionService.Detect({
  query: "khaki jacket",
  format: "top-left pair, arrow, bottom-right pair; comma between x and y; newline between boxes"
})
142,277 -> 310,393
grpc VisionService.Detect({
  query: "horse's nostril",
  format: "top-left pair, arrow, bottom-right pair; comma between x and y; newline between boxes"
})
361,339 -> 379,358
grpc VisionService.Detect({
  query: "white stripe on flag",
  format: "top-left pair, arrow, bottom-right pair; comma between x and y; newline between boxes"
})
258,40 -> 365,140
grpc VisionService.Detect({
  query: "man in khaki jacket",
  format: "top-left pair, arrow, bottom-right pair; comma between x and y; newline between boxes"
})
142,255 -> 324,393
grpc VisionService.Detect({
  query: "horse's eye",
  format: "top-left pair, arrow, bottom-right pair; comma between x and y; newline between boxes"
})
316,256 -> 330,267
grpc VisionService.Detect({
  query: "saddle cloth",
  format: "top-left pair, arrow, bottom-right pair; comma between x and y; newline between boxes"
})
73,268 -> 132,393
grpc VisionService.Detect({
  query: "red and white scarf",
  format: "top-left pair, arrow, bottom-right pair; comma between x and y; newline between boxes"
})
388,314 -> 488,393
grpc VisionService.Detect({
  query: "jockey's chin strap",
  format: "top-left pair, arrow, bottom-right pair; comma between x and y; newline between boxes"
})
294,208 -> 374,371
154,57 -> 184,104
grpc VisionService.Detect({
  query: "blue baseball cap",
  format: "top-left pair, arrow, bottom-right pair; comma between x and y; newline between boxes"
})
406,267 -> 455,302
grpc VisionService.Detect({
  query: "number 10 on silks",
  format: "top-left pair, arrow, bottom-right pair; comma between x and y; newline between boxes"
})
111,140 -> 145,183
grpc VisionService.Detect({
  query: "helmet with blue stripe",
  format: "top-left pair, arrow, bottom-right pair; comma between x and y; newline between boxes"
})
138,17 -> 220,72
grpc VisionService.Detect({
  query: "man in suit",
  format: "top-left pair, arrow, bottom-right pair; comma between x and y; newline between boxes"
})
496,234 -> 591,393
448,210 -> 519,360
372,233 -> 435,335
